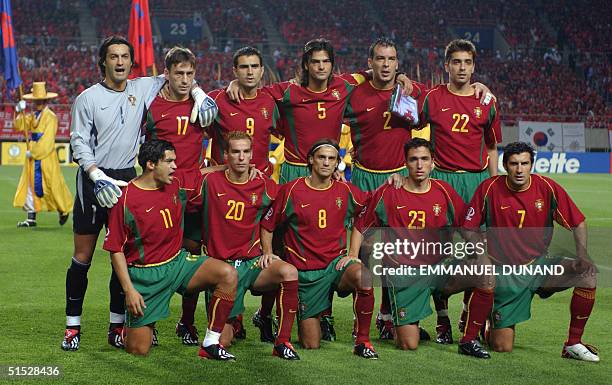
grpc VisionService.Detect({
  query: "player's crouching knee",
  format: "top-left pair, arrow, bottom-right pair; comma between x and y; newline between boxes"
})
126,343 -> 151,356
278,262 -> 298,281
219,264 -> 238,291
491,340 -> 513,353
301,340 -> 320,349
396,340 -> 418,351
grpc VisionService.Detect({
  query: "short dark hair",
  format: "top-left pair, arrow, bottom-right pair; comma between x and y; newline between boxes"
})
503,142 -> 535,165
300,38 -> 335,87
307,138 -> 341,172
98,36 -> 134,77
232,46 -> 263,67
404,138 -> 434,161
164,46 -> 196,71
368,37 -> 398,60
444,39 -> 477,63
138,139 -> 175,169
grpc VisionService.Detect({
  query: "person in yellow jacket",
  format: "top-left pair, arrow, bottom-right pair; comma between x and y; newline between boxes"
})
13,82 -> 73,227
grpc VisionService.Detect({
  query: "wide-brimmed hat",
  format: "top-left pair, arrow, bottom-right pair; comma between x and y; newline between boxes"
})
23,82 -> 58,100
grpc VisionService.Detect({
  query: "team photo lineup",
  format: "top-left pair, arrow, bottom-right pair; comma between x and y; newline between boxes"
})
2,0 -> 610,383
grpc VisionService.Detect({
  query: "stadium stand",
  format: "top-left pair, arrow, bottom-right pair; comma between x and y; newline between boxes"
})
1,0 -> 609,130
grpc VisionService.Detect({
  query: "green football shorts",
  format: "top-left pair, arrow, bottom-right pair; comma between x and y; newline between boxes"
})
491,255 -> 565,329
280,162 -> 309,184
430,168 -> 489,203
351,164 -> 408,192
297,255 -> 358,320
126,250 -> 207,328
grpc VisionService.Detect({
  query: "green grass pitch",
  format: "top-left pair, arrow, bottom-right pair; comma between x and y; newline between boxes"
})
0,166 -> 610,385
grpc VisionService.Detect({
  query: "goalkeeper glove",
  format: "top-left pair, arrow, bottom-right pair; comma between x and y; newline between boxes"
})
89,168 -> 128,208
190,87 -> 218,127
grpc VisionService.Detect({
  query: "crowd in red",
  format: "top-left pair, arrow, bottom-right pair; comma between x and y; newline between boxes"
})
2,0 -> 609,128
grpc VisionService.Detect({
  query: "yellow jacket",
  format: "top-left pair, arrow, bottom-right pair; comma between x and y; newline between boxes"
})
13,107 -> 73,213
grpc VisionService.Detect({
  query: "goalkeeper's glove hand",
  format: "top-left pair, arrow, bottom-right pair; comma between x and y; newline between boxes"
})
89,168 -> 128,208
190,86 -> 218,127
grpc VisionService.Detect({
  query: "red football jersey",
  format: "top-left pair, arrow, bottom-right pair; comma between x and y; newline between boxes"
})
103,178 -> 198,265
191,171 -> 278,260
345,81 -> 412,172
208,89 -> 279,174
263,74 -> 362,165
261,177 -> 368,270
463,174 -> 585,264
144,96 -> 204,171
419,84 -> 501,172
355,180 -> 465,265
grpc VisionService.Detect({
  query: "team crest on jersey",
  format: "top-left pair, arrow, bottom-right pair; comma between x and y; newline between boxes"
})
260,107 -> 269,120
474,106 -> 482,118
336,197 -> 343,208
128,95 -> 136,106
432,203 -> 442,216
535,198 -> 544,212
332,89 -> 341,100
250,193 -> 258,205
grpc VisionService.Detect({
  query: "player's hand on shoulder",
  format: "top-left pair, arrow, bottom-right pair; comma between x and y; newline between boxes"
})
248,165 -> 265,181
259,253 -> 280,269
88,168 -> 128,208
332,169 -> 346,182
387,173 -> 403,189
125,288 -> 146,317
226,79 -> 243,103
471,82 -> 496,105
336,255 -> 360,271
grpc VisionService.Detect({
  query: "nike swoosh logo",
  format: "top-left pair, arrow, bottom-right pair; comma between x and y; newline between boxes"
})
441,108 -> 450,111
396,205 -> 407,209
68,296 -> 83,301
501,205 -> 510,210
217,193 -> 227,197
301,204 -> 310,208
472,321 -> 483,326
230,112 -> 239,116
101,106 -> 110,110
302,98 -> 312,102
146,207 -> 154,212
289,309 -> 297,313
366,107 -> 375,112
576,315 -> 589,320
161,113 -> 170,118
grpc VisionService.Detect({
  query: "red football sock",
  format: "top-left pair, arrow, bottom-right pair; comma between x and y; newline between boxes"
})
354,288 -> 375,344
275,280 -> 298,344
460,288 -> 493,343
207,289 -> 234,333
180,294 -> 199,325
380,286 -> 391,315
567,287 -> 596,346
260,290 -> 276,317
